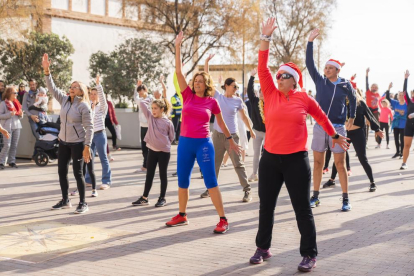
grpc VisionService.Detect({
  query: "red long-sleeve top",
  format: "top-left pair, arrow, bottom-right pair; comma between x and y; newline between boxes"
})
258,49 -> 336,154
107,100 -> 119,125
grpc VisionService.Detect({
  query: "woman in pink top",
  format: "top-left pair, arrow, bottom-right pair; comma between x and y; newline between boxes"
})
377,96 -> 393,148
165,31 -> 240,234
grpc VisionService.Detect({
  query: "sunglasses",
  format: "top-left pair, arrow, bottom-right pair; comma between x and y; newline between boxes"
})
233,85 -> 239,89
276,73 -> 294,80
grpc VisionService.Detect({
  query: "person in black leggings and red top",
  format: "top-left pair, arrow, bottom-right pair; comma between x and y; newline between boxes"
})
250,18 -> 349,273
324,89 -> 384,192
401,70 -> 414,170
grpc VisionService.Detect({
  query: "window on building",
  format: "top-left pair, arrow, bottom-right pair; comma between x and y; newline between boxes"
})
91,0 -> 106,16
108,0 -> 123,19
125,5 -> 138,21
52,0 -> 69,10
72,0 -> 88,13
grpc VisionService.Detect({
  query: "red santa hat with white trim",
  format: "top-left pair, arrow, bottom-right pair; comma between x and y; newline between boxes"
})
277,62 -> 303,89
326,59 -> 342,69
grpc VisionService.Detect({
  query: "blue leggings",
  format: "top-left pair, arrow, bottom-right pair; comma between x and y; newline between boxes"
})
177,136 -> 218,189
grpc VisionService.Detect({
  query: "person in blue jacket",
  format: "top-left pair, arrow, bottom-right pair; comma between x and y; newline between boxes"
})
306,29 -> 357,212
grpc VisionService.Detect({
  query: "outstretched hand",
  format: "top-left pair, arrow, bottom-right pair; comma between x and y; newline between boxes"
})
159,75 -> 165,82
175,31 -> 184,47
388,82 -> 393,90
332,135 -> 350,151
308,29 -> 320,42
42,53 -> 51,70
351,74 -> 356,81
405,70 -> 410,79
366,67 -> 370,75
137,79 -> 142,86
261,18 -> 277,37
96,74 -> 100,85
250,68 -> 257,76
206,53 -> 215,62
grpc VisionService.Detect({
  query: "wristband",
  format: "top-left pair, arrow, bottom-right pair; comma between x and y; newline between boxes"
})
331,133 -> 340,139
226,135 -> 233,140
260,34 -> 272,42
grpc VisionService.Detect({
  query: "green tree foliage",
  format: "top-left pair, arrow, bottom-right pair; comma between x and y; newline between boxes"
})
89,38 -> 165,102
0,32 -> 74,89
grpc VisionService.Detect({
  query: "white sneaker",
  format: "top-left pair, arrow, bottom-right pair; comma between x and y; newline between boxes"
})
400,163 -> 408,170
100,184 -> 110,190
91,190 -> 98,197
108,154 -> 115,162
386,145 -> 390,149
375,144 -> 381,149
248,173 -> 258,182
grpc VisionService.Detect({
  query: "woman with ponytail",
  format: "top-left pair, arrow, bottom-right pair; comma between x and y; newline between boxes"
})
132,96 -> 175,207
0,86 -> 23,169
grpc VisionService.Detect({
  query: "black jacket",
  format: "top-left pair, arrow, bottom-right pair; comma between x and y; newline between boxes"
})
247,76 -> 265,132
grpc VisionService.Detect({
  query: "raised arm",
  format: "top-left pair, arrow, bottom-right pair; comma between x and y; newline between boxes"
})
139,98 -> 152,119
96,75 -> 108,114
258,18 -> 278,97
42,53 -> 67,104
133,79 -> 142,105
175,32 -> 189,92
204,54 -> 214,74
160,75 -> 167,99
403,70 -> 413,106
366,68 -> 370,92
173,72 -> 184,105
306,29 -> 324,83
247,68 -> 258,103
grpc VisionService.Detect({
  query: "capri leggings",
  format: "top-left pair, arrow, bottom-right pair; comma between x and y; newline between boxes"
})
177,136 -> 218,189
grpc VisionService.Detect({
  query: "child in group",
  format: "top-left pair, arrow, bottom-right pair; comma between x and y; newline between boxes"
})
28,87 -> 49,125
376,97 -> 393,149
132,97 -> 174,207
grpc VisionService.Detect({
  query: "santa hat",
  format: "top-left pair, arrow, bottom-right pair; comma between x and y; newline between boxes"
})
277,62 -> 303,89
326,59 -> 342,69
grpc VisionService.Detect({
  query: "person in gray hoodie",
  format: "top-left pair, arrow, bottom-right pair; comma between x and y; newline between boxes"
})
42,53 -> 93,214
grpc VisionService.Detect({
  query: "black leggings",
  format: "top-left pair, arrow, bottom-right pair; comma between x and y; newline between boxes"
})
141,127 -> 149,168
323,148 -> 350,170
172,116 -> 181,142
58,141 -> 86,202
143,149 -> 170,198
331,128 -> 374,183
378,122 -> 390,145
394,128 -> 405,154
105,117 -> 117,148
83,157 -> 96,190
256,150 -> 317,258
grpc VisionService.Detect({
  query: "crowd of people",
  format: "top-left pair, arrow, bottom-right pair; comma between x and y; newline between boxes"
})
1,16 -> 414,273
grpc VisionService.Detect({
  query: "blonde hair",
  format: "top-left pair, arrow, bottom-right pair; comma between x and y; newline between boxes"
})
152,98 -> 172,115
381,98 -> 390,107
191,72 -> 214,97
72,81 -> 89,103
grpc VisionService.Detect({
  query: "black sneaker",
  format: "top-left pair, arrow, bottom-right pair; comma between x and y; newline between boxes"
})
74,202 -> 89,214
155,197 -> 167,207
51,199 -> 72,210
132,196 -> 149,206
369,183 -> 377,192
8,163 -> 18,168
392,153 -> 400,158
323,179 -> 336,188
0,164 -> 4,170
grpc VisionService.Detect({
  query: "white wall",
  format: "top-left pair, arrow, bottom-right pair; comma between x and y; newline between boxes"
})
51,17 -> 178,99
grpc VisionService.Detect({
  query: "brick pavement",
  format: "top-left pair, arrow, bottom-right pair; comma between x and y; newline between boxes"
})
1,125 -> 413,276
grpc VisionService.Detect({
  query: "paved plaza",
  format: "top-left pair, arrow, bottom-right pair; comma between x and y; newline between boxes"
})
1,126 -> 414,276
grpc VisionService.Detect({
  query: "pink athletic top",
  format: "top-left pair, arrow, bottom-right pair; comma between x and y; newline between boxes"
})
379,97 -> 394,123
180,86 -> 221,138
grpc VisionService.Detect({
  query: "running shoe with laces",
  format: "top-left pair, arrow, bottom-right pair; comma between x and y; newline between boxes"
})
91,190 -> 98,197
322,168 -> 329,174
51,199 -> 72,210
310,196 -> 320,208
298,256 -> 317,272
369,183 -> 377,192
322,179 -> 335,188
132,196 -> 149,206
200,190 -> 210,198
166,214 -> 189,227
392,152 -> 400,158
375,144 -> 381,149
74,202 -> 88,214
249,248 -> 273,264
213,218 -> 229,234
8,163 -> 18,168
400,163 -> 408,170
341,198 -> 352,212
243,191 -> 252,202
155,197 -> 167,207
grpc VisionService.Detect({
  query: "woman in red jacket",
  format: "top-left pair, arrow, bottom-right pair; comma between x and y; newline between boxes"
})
249,18 -> 349,272
105,98 -> 121,152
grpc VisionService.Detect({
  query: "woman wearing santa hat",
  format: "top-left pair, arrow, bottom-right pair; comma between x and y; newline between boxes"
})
249,18 -> 349,272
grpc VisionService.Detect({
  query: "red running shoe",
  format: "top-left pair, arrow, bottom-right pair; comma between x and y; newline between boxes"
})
166,214 -> 189,227
322,168 -> 329,174
214,218 -> 229,234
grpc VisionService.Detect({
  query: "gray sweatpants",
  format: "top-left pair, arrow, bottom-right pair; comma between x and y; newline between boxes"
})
212,130 -> 250,191
0,128 -> 21,164
252,129 -> 266,175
